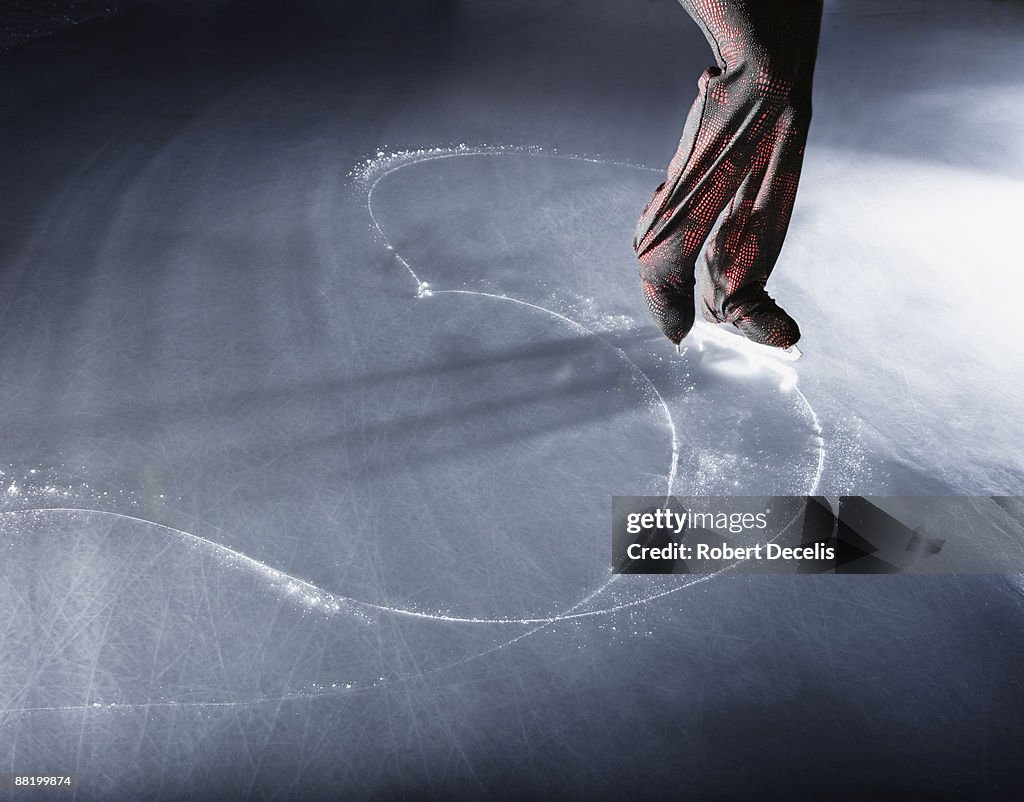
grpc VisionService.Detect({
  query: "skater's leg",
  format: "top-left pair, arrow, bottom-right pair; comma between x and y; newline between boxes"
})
634,0 -> 822,346
700,9 -> 821,348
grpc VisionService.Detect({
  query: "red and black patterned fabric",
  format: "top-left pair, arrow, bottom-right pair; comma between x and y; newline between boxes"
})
633,0 -> 823,348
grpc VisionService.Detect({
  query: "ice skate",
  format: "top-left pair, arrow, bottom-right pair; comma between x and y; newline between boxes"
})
635,235 -> 696,347
639,273 -> 695,347
701,291 -> 802,360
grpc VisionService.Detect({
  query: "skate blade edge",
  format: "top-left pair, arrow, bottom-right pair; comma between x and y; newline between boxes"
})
690,321 -> 804,362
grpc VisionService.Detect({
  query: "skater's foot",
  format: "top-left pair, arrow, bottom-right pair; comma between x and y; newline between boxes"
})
639,273 -> 695,346
635,237 -> 696,346
703,291 -> 800,350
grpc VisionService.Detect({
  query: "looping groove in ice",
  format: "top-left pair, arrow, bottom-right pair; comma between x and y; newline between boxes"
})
360,144 -> 829,615
0,146 -> 832,714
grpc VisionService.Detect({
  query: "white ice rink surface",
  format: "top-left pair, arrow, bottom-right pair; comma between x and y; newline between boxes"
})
1,0 -> 1023,798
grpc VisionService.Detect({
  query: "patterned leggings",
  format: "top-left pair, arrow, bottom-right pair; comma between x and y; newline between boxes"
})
634,0 -> 823,345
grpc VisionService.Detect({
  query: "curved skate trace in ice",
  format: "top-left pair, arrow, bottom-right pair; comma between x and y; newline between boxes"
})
1,146 -> 831,714
358,144 -> 826,614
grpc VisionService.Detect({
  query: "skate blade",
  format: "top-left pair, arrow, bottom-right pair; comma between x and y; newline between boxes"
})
767,343 -> 802,361
686,322 -> 802,389
700,324 -> 803,361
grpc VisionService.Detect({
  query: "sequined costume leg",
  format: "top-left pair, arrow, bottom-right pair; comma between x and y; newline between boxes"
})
633,0 -> 823,347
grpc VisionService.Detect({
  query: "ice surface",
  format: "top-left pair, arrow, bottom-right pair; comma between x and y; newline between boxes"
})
1,0 -> 1023,798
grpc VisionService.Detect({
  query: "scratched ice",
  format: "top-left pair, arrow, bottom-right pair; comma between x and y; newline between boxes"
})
4,138 -> 1020,716
2,2 -> 1024,796
0,147 -> 838,716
